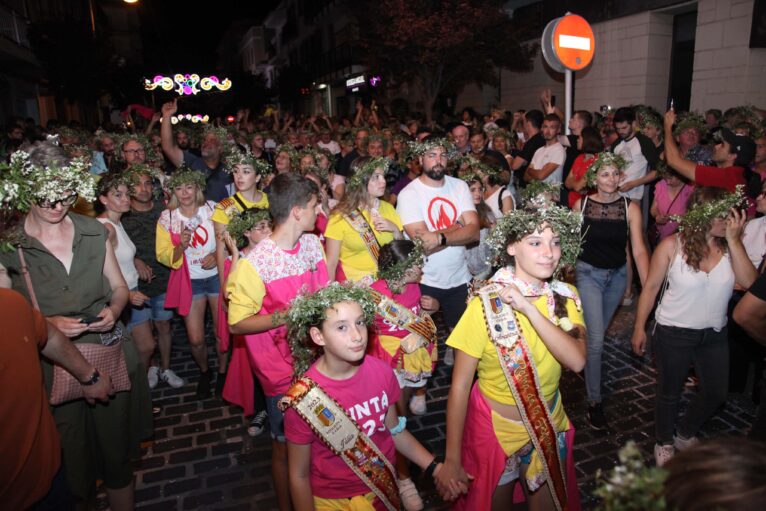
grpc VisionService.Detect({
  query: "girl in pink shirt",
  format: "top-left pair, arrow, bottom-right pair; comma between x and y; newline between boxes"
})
282,283 -> 445,511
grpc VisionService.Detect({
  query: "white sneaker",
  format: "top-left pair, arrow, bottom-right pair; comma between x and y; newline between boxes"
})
147,366 -> 159,389
398,478 -> 424,511
654,443 -> 675,467
160,368 -> 185,388
443,347 -> 454,367
673,434 -> 699,452
409,394 -> 427,416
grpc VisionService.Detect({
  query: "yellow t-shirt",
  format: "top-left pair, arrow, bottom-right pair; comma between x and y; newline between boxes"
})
225,258 -> 266,325
211,191 -> 269,226
447,285 -> 584,405
324,201 -> 402,282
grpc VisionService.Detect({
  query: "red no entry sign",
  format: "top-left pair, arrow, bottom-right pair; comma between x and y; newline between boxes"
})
542,14 -> 595,72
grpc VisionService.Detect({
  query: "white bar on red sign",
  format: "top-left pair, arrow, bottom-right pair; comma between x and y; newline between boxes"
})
558,34 -> 591,50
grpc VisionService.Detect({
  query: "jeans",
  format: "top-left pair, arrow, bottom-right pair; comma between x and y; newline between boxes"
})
576,260 -> 627,403
653,323 -> 729,444
420,283 -> 469,331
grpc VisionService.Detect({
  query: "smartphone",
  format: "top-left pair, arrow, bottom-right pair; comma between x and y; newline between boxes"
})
668,98 -> 675,111
81,315 -> 102,325
550,95 -> 556,107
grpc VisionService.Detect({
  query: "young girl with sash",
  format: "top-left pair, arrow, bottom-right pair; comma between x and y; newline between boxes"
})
325,156 -> 403,285
218,208 -> 272,436
281,283 -> 444,511
436,205 -> 586,511
368,240 -> 440,511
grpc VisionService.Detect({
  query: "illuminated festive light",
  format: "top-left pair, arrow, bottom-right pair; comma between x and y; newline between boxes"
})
200,75 -> 232,92
144,75 -> 174,92
143,74 -> 232,95
167,114 -> 210,124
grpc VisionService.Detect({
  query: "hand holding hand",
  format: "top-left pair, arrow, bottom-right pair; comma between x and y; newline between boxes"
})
434,460 -> 473,502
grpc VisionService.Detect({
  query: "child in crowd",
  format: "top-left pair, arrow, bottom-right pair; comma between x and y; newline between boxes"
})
281,283 -> 444,511
218,208 -> 272,436
436,205 -> 586,510
225,173 -> 329,511
368,240 -> 440,510
463,173 -> 495,281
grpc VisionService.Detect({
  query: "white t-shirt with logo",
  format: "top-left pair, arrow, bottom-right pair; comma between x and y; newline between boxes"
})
529,142 -> 566,184
396,176 -> 476,289
161,201 -> 218,280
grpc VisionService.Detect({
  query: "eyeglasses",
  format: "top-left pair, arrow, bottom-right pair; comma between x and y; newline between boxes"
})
123,148 -> 146,156
38,193 -> 78,209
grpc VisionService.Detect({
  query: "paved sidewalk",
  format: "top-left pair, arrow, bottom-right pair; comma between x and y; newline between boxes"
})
104,304 -> 757,510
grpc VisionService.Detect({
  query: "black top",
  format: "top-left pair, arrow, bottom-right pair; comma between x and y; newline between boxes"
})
579,196 -> 629,269
122,201 -> 171,297
516,133 -> 545,188
749,271 -> 766,301
183,151 -> 232,203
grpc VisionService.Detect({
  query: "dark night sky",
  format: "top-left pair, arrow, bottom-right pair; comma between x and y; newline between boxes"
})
136,0 -> 278,73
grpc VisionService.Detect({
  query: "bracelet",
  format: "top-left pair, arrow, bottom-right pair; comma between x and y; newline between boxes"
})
389,416 -> 407,436
439,232 -> 447,247
424,456 -> 442,478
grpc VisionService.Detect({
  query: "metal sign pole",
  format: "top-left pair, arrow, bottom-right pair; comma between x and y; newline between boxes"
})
565,69 -> 572,135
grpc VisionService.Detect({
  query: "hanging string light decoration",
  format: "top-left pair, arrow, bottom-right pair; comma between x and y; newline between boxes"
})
144,74 -> 232,96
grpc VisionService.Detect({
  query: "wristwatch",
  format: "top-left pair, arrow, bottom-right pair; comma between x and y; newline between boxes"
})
439,233 -> 447,247
79,369 -> 101,386
425,456 -> 443,478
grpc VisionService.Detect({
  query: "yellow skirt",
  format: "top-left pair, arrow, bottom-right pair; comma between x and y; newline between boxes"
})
379,334 -> 436,386
314,491 -> 377,510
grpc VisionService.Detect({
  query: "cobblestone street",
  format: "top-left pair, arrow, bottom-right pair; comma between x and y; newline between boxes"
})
109,304 -> 758,511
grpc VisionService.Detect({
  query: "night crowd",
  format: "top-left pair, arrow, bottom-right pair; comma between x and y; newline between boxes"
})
2,92 -> 766,511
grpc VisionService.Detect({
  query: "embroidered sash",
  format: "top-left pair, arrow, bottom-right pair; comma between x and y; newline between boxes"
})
344,209 -> 381,261
280,377 -> 400,511
369,288 -> 437,354
478,275 -> 577,511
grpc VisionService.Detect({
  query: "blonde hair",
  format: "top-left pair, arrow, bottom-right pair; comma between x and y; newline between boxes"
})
167,185 -> 206,210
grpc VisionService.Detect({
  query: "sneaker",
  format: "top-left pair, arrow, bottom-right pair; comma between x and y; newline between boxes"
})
195,370 -> 212,400
160,368 -> 185,389
673,434 -> 699,452
409,394 -> 427,416
398,478 -> 424,511
587,403 -> 610,431
443,347 -> 455,367
214,372 -> 227,398
247,410 -> 268,437
147,366 -> 159,389
654,443 -> 675,467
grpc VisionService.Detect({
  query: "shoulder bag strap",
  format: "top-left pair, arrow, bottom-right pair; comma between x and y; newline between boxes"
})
17,247 -> 41,311
653,234 -> 679,333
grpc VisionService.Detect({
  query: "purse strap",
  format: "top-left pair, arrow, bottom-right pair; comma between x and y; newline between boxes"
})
17,247 -> 41,311
653,234 -> 679,332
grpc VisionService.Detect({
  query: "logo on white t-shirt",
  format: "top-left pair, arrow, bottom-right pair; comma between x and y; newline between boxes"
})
190,225 -> 209,248
427,197 -> 457,230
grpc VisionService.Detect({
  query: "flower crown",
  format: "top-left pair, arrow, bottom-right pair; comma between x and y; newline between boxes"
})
226,207 -> 271,248
97,170 -> 138,197
224,144 -> 273,176
673,111 -> 708,138
485,205 -> 583,273
275,143 -> 300,169
281,282 -> 377,376
492,128 -> 513,142
635,106 -> 663,130
594,441 -> 668,510
165,166 -> 206,191
585,152 -> 630,187
202,125 -> 230,146
460,172 -> 483,185
113,133 -> 161,164
407,137 -> 455,158
122,163 -> 163,183
520,181 -> 561,208
377,238 -> 426,286
347,157 -> 391,190
672,185 -> 746,233
723,105 -> 765,138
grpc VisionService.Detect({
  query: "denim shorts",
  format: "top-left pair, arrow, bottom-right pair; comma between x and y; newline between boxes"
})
265,394 -> 286,442
191,275 -> 220,300
127,292 -> 174,330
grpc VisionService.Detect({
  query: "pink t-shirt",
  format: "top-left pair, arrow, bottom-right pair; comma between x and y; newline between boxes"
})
654,181 -> 694,241
284,356 -> 400,502
243,235 -> 328,396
